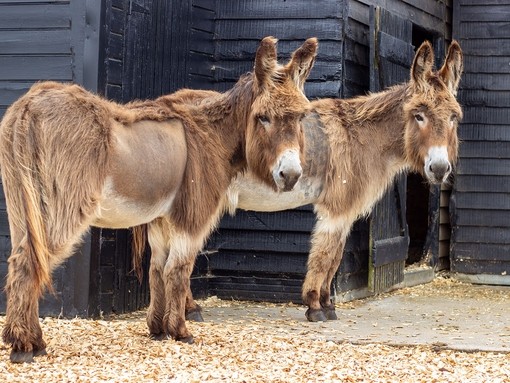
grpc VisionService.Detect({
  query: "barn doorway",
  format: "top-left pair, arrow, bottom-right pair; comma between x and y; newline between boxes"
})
405,25 -> 441,268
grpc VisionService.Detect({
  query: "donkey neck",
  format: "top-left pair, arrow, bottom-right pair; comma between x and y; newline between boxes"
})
345,84 -> 409,171
194,76 -> 255,171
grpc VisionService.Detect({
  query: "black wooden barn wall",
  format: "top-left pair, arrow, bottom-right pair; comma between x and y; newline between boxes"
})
202,0 -> 453,303
0,0 -> 456,317
450,1 -> 510,283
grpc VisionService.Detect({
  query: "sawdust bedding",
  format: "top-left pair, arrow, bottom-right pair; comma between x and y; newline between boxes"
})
1,277 -> 508,383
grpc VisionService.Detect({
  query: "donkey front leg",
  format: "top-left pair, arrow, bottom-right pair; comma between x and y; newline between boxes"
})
2,248 -> 48,363
146,222 -> 169,339
162,233 -> 201,343
302,215 -> 350,322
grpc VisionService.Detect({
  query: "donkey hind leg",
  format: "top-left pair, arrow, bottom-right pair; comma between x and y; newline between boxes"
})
2,246 -> 47,363
2,227 -> 86,363
302,216 -> 349,322
185,285 -> 203,322
162,232 -> 205,344
145,221 -> 169,340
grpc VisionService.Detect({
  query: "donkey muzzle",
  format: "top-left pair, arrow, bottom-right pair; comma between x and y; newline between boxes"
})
272,149 -> 302,191
424,146 -> 451,184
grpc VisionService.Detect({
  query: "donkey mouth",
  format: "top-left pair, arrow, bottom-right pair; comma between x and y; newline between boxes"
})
272,149 -> 302,192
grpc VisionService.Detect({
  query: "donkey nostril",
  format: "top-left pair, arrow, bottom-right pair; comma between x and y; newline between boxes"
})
279,170 -> 285,179
429,164 -> 433,172
447,164 -> 452,172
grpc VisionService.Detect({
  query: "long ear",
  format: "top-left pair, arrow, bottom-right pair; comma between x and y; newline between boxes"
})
285,37 -> 318,91
410,41 -> 435,88
438,40 -> 463,96
254,36 -> 278,91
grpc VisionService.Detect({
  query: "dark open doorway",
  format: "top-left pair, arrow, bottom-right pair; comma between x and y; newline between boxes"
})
405,25 -> 438,267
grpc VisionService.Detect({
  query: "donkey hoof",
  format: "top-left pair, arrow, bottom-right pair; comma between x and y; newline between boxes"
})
34,348 -> 48,357
185,309 -> 204,322
177,335 -> 194,344
323,308 -> 338,320
149,332 -> 167,341
10,350 -> 34,364
305,308 -> 327,322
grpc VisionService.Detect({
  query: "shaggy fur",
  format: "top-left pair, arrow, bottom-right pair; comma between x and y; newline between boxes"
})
184,41 -> 464,322
0,36 -> 318,363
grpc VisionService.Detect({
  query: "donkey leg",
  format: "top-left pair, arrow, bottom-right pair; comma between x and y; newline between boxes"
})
185,286 -> 203,322
319,250 -> 346,321
2,248 -> 47,363
162,233 -> 199,343
302,215 -> 349,322
146,222 -> 168,339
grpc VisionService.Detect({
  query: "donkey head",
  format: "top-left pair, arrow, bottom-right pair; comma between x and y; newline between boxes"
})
404,40 -> 463,184
246,36 -> 318,191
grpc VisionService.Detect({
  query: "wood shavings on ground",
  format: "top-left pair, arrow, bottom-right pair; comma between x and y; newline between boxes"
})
1,278 -> 509,382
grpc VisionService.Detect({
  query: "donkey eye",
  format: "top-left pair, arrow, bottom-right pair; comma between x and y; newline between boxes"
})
257,115 -> 271,127
414,113 -> 425,123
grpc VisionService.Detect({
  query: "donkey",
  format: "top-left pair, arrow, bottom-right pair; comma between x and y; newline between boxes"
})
180,41 -> 463,323
0,36 -> 318,363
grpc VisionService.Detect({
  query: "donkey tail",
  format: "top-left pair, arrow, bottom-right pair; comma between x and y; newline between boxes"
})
0,102 -> 53,293
131,224 -> 148,282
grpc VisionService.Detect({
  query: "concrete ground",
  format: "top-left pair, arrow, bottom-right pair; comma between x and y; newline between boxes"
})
200,276 -> 510,353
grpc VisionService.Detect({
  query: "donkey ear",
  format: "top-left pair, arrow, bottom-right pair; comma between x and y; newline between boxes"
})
254,36 -> 278,91
410,41 -> 435,88
285,37 -> 318,90
438,40 -> 463,96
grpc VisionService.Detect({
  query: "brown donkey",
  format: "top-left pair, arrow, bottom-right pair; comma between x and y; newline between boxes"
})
0,36 -> 318,363
183,41 -> 463,322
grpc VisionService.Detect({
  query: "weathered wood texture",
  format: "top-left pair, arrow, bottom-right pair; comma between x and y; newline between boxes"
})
0,0 -> 97,317
450,0 -> 510,281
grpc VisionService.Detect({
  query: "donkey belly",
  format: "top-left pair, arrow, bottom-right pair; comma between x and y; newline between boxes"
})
93,119 -> 187,228
229,172 -> 322,212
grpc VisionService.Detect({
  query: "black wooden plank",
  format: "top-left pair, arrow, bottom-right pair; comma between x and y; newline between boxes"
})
0,4 -> 70,29
216,0 -> 343,19
459,141 -> 510,159
465,56 -> 510,74
219,210 -> 316,232
451,243 -> 510,261
459,89 -> 510,108
459,124 -> 510,142
215,40 -> 344,62
208,250 -> 308,274
462,106 -> 510,125
459,0 -> 510,5
107,33 -> 124,60
454,208 -> 510,227
212,60 -> 342,82
454,192 -> 510,210
109,7 -> 125,35
453,226 -> 510,244
458,38 -> 510,56
215,19 -> 343,41
458,5 -> 510,22
455,175 -> 510,193
0,56 -> 73,81
207,229 -> 311,254
457,158 -> 510,176
0,82 -> 33,107
462,73 -> 510,92
190,29 -> 214,55
0,212 -> 9,236
193,0 -> 214,11
191,6 -> 214,33
458,21 -> 510,39
0,30 -> 70,54
451,259 -> 510,275
372,237 -> 408,267
377,32 -> 415,67
305,81 -> 343,98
